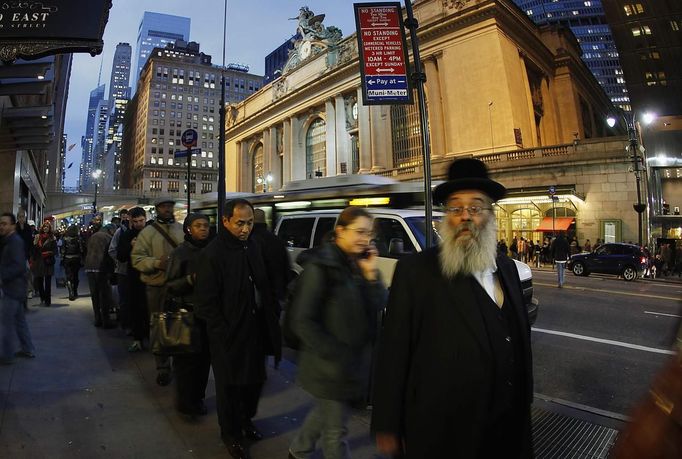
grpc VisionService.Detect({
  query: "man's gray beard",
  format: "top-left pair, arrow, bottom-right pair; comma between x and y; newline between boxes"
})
438,217 -> 498,278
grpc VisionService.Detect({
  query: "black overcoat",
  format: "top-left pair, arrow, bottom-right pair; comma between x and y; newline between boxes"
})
371,247 -> 534,458
194,230 -> 282,385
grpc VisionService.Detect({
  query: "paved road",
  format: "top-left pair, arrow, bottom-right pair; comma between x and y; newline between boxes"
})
530,268 -> 681,416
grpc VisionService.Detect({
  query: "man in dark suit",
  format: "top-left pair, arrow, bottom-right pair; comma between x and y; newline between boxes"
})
371,158 -> 534,458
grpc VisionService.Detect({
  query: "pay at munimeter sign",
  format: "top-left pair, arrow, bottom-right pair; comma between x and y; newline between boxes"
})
354,2 -> 412,105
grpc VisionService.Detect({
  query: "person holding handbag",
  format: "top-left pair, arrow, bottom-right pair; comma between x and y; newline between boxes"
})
165,213 -> 212,417
31,221 -> 56,307
131,198 -> 184,386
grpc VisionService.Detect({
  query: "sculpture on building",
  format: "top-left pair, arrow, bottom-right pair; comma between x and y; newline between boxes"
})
282,6 -> 343,74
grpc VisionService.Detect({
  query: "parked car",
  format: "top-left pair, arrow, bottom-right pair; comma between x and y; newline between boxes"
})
274,208 -> 538,325
567,242 -> 648,281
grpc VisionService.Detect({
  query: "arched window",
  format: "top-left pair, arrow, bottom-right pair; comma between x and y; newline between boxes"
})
252,143 -> 264,193
306,118 -> 326,179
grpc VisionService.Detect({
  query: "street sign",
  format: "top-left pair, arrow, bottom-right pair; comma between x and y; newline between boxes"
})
174,148 -> 201,159
181,129 -> 198,148
354,3 -> 412,105
548,186 -> 556,196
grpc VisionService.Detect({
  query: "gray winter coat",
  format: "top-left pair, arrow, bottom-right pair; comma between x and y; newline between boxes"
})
291,243 -> 387,401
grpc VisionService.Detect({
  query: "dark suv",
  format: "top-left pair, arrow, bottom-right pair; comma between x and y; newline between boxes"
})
567,243 -> 648,281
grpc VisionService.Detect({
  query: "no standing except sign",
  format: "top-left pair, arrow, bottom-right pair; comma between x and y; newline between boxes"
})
354,2 -> 412,105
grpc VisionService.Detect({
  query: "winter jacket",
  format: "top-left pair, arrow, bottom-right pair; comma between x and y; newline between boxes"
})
84,230 -> 113,272
130,221 -> 183,286
195,230 -> 282,385
291,243 -> 387,401
31,234 -> 56,277
552,236 -> 571,262
165,238 -> 206,306
108,227 -> 128,275
61,235 -> 83,260
1,232 -> 28,300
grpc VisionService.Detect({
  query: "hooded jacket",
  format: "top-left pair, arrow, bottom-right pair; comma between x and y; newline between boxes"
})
130,220 -> 183,286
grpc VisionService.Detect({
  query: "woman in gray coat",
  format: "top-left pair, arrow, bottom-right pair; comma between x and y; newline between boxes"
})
288,207 -> 387,459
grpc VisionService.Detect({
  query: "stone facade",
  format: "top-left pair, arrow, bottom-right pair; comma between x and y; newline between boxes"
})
225,0 -> 643,243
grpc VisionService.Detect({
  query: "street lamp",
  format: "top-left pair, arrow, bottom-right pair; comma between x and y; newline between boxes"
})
92,169 -> 102,214
606,110 -> 655,246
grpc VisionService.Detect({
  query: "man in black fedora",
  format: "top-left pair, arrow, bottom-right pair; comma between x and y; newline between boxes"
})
371,158 -> 534,458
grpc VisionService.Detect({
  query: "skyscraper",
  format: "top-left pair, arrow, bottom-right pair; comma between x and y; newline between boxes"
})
104,43 -> 132,190
512,0 -> 630,111
133,12 -> 190,90
601,0 -> 681,116
109,42 -> 132,101
79,84 -> 106,191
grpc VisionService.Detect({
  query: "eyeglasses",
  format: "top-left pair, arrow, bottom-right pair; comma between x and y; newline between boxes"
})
444,206 -> 492,216
346,227 -> 375,238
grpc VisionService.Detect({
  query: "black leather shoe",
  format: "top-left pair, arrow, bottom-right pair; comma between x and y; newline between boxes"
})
225,439 -> 250,459
242,420 -> 263,441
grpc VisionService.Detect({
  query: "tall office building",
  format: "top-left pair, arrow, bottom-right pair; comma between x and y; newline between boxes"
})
109,42 -> 132,101
103,43 -> 133,190
602,1 -> 681,116
133,12 -> 190,90
79,84 -> 106,191
124,41 -> 263,195
512,0 -> 630,111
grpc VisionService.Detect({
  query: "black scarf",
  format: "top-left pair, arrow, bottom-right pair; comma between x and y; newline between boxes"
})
185,234 -> 210,248
156,216 -> 175,224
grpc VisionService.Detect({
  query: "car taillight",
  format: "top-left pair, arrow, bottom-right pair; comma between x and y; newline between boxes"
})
640,257 -> 647,264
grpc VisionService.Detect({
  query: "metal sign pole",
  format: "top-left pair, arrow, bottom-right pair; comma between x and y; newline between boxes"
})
217,0 -> 228,230
186,147 -> 192,213
403,0 -> 433,248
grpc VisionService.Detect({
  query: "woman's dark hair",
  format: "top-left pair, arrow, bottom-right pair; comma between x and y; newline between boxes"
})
336,206 -> 372,228
224,198 -> 254,219
129,207 -> 146,219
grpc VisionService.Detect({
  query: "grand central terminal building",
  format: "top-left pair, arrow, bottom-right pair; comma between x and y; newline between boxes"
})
225,0 -> 647,245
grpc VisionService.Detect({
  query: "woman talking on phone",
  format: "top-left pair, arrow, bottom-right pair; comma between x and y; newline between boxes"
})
288,206 -> 387,459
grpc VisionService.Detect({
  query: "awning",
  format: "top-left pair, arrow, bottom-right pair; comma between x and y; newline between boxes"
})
535,217 -> 575,232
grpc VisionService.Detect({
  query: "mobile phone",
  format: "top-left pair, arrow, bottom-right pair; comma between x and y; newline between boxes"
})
359,248 -> 371,259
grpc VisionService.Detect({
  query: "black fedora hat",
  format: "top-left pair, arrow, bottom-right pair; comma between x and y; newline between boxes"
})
433,158 -> 506,205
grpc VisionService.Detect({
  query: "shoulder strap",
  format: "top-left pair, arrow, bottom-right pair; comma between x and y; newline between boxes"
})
151,222 -> 179,249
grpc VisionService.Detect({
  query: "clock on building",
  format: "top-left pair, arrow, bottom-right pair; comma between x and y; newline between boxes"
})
300,41 -> 312,60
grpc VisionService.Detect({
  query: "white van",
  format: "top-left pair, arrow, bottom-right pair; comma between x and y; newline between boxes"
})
274,208 -> 538,324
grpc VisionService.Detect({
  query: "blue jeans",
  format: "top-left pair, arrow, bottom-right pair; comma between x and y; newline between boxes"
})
556,261 -> 566,286
290,398 -> 351,459
0,294 -> 35,360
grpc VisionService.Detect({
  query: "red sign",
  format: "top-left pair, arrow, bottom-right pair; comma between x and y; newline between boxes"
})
354,3 -> 411,104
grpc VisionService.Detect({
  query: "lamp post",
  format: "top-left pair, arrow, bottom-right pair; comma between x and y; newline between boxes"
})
92,169 -> 102,215
606,111 -> 655,247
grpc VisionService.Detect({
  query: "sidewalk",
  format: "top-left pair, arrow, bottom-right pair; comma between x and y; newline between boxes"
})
0,282 -> 623,458
0,285 -> 378,459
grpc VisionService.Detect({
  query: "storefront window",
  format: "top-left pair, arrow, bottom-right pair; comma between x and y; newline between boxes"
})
511,208 -> 541,243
